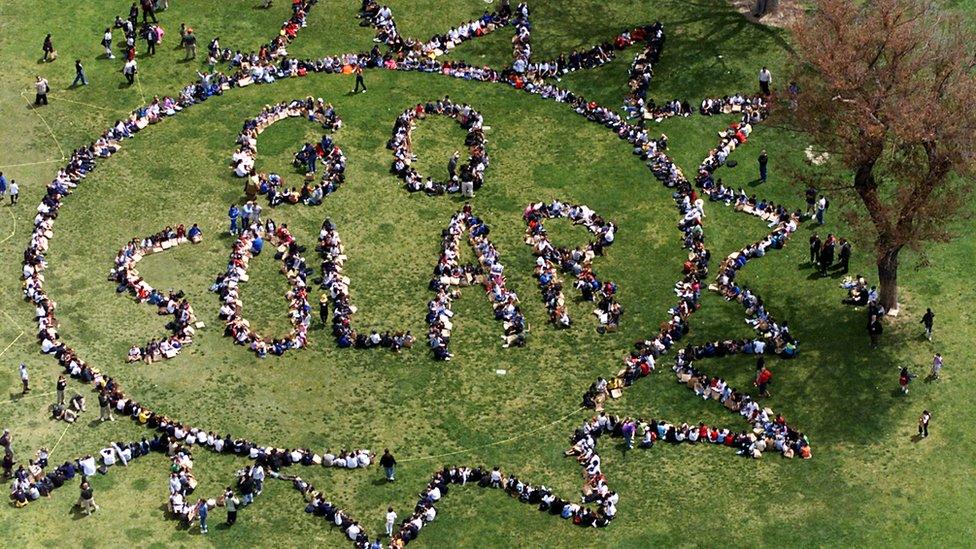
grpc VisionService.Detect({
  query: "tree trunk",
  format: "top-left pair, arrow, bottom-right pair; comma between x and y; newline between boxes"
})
876,247 -> 901,314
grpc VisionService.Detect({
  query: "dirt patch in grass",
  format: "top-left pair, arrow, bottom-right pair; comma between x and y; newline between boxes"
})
728,0 -> 808,28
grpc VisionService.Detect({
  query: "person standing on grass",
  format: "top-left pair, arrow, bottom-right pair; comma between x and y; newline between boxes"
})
899,367 -> 911,394
755,360 -> 773,398
0,428 -> 12,456
921,308 -> 935,341
34,76 -> 50,106
196,498 -> 209,534
42,34 -> 55,62
102,28 -> 115,59
144,24 -> 158,56
353,65 -> 367,93
98,390 -> 114,421
0,172 -> 7,201
385,506 -> 397,537
238,470 -> 255,506
224,487 -> 240,525
72,59 -> 89,87
816,195 -> 828,225
56,375 -> 67,406
757,149 -> 768,183
141,0 -> 158,23
122,58 -> 137,85
758,66 -> 772,95
809,233 -> 821,266
929,353 -> 943,380
448,150 -> 460,180
837,238 -> 851,274
9,180 -> 19,205
228,203 -> 240,234
819,236 -> 835,277
380,449 -> 396,481
621,418 -> 636,449
78,480 -> 99,515
128,3 -> 139,27
918,410 -> 931,438
184,29 -> 197,59
18,363 -> 29,394
869,314 -> 883,348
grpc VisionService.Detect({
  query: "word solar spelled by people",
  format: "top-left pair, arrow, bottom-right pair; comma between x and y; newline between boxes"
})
15,3 -> 833,541
108,225 -> 202,364
231,98 -> 346,207
389,98 -> 488,196
523,201 -> 621,331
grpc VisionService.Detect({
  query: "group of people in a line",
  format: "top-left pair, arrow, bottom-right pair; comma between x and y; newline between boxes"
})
212,221 -> 312,357
108,225 -> 202,364
428,206 -> 525,360
317,218 -> 416,351
389,99 -> 488,197
523,201 -> 621,331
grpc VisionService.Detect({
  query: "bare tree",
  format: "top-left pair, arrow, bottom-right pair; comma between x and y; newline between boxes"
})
785,0 -> 976,313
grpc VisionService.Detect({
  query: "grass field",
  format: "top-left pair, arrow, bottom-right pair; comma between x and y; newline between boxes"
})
0,0 -> 974,547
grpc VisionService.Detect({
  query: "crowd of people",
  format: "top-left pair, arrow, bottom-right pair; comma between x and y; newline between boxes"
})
317,218 -> 415,350
108,225 -> 203,364
523,201 -> 621,331
14,2 -> 838,542
389,99 -> 488,197
232,98 -> 346,207
212,221 -> 311,357
428,206 -> 525,360
362,0 -> 506,62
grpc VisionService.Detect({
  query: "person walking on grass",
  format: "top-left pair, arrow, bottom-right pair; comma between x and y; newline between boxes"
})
921,308 -> 935,341
18,363 -> 29,394
353,65 -> 366,93
102,28 -> 116,59
929,353 -> 943,380
757,149 -> 768,183
0,172 -> 7,201
385,506 -> 397,537
34,76 -> 50,106
9,180 -> 19,205
72,59 -> 89,87
899,367 -> 912,395
42,34 -> 56,62
380,449 -> 396,481
918,410 -> 931,438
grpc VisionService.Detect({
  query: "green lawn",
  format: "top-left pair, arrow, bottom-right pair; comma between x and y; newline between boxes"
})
0,0 -> 973,547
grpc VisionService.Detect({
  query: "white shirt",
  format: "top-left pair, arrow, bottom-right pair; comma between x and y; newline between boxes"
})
386,511 -> 397,525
